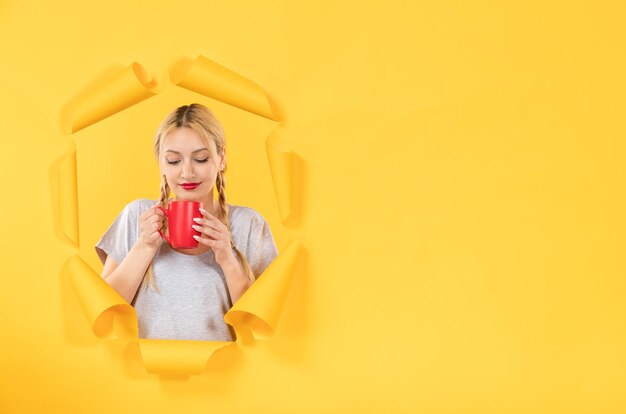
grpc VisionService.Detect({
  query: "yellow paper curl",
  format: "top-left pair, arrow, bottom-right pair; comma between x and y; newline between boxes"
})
171,55 -> 279,121
68,255 -> 137,340
61,62 -> 158,134
56,147 -> 79,245
136,339 -> 236,376
225,240 -> 304,341
265,124 -> 299,225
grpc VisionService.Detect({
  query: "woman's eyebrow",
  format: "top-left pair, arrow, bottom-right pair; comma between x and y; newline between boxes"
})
165,148 -> 209,154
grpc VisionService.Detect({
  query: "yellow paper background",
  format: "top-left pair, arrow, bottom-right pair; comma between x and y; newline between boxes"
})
1,1 -> 625,412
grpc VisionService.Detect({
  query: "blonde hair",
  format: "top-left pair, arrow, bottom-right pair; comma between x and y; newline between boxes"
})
138,103 -> 256,295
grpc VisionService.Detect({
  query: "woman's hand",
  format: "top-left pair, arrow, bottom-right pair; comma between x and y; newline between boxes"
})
139,202 -> 165,250
192,208 -> 237,267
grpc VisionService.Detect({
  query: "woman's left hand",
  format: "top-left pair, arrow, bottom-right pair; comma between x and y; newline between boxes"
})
192,208 -> 236,267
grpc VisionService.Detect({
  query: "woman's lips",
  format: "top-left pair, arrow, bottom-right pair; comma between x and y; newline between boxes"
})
180,183 -> 200,190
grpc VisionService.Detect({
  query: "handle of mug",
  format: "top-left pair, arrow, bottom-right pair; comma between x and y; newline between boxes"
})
156,205 -> 171,244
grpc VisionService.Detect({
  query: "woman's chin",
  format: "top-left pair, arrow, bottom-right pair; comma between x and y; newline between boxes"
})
174,194 -> 204,202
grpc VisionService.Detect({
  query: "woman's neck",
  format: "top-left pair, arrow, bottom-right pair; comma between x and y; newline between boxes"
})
204,197 -> 222,217
173,194 -> 221,218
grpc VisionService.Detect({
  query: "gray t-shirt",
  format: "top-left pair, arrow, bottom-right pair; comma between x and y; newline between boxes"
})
94,198 -> 279,342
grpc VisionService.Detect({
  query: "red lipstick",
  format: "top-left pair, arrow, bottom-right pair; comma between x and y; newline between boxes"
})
180,183 -> 200,190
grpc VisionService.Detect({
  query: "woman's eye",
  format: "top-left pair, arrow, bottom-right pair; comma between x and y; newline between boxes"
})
166,159 -> 209,165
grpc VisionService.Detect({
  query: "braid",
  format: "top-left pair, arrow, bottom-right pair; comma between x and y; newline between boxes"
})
215,170 -> 233,249
138,175 -> 170,295
216,169 -> 256,284
159,175 -> 171,235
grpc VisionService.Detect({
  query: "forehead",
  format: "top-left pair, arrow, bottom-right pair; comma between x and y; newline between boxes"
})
163,127 -> 215,154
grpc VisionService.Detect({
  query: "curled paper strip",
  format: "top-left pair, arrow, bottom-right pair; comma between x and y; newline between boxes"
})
68,255 -> 137,340
69,240 -> 303,374
57,149 -> 79,245
171,55 -> 279,121
61,62 -> 158,134
136,339 -> 236,376
266,132 -> 296,224
225,239 -> 303,341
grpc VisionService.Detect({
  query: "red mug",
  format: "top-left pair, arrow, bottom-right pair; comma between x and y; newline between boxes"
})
157,200 -> 204,249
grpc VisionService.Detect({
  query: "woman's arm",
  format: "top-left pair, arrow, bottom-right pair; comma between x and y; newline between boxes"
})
102,239 -> 159,304
220,255 -> 252,305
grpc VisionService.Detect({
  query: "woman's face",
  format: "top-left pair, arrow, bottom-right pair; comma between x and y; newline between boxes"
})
160,127 -> 225,202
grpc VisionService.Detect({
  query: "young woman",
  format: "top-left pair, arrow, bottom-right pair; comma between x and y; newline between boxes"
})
94,103 -> 278,341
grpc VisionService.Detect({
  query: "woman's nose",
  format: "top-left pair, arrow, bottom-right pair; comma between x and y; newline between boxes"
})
182,160 -> 196,179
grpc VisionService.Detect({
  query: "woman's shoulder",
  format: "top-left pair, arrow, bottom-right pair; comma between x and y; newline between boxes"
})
123,198 -> 158,216
228,203 -> 268,227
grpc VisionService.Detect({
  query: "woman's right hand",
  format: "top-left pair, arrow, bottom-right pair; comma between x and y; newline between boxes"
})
139,202 -> 165,250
